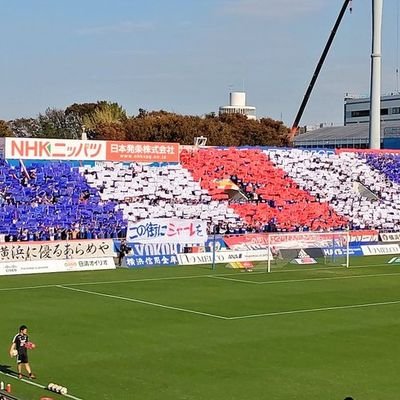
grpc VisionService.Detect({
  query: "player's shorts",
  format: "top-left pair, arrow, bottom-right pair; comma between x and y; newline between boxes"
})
17,352 -> 28,364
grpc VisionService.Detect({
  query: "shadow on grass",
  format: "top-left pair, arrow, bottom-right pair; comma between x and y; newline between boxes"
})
0,364 -> 15,376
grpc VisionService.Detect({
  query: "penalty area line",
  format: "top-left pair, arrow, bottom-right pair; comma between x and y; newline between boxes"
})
57,285 -> 228,320
228,299 -> 400,320
210,271 -> 400,286
0,370 -> 84,400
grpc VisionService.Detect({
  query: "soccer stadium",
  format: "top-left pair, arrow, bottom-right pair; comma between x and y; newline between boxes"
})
2,1 -> 400,400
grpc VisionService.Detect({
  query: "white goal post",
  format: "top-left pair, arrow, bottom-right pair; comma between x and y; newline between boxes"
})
265,231 -> 351,272
222,231 -> 351,272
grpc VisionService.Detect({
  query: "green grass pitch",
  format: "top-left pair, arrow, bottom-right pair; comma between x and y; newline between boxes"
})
1,255 -> 400,400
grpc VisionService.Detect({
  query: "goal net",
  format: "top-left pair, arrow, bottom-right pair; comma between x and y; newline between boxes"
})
223,231 -> 350,272
266,231 -> 350,271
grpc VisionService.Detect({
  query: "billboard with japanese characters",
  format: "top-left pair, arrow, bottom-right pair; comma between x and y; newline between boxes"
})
124,254 -> 178,268
106,141 -> 179,162
0,239 -> 115,262
0,239 -> 116,276
127,218 -> 208,244
0,257 -> 115,276
5,138 -> 107,161
5,138 -> 180,163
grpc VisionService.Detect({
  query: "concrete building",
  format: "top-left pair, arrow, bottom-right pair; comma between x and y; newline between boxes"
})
219,92 -> 256,120
293,121 -> 400,149
292,93 -> 400,149
344,93 -> 400,125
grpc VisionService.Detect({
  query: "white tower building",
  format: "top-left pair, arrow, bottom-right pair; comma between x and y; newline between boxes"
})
219,92 -> 256,120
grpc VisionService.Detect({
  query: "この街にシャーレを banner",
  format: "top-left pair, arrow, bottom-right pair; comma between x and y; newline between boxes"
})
127,219 -> 208,244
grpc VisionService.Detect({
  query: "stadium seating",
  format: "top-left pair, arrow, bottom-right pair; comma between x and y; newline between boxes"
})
80,161 -> 240,227
180,148 -> 348,231
0,160 -> 124,240
1,146 -> 400,241
363,153 -> 400,185
266,149 -> 400,231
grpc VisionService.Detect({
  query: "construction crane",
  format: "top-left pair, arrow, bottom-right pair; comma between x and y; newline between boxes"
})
290,0 -> 353,139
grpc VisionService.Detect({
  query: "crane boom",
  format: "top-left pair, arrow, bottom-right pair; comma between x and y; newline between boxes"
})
290,0 -> 352,139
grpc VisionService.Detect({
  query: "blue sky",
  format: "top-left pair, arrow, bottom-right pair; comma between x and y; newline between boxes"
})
0,0 -> 399,127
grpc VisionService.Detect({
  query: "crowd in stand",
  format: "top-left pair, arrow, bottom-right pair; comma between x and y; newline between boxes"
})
267,149 -> 400,231
0,148 -> 400,242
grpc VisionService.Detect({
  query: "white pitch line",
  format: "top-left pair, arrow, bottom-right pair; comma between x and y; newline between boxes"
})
57,285 -> 228,320
228,299 -> 400,320
0,263 -> 392,293
212,271 -> 400,285
210,275 -> 262,284
0,370 -> 84,400
0,283 -> 60,292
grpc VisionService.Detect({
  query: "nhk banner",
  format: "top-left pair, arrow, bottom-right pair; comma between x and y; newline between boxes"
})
127,219 -> 207,244
5,138 -> 106,161
106,141 -> 179,163
5,138 -> 180,163
0,239 -> 115,262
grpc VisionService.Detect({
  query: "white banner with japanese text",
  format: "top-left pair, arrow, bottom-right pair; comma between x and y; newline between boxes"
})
0,257 -> 115,276
127,218 -> 207,244
0,239 -> 115,262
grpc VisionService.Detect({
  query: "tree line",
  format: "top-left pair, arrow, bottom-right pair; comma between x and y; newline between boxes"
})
0,101 -> 291,147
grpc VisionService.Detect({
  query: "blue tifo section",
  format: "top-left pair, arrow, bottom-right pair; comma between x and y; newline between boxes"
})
364,153 -> 400,184
0,160 -> 125,239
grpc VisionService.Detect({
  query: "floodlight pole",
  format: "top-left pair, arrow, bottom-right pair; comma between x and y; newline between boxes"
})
369,0 -> 384,149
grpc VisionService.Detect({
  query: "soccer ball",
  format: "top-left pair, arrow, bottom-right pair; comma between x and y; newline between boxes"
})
60,387 -> 68,395
10,349 -> 18,357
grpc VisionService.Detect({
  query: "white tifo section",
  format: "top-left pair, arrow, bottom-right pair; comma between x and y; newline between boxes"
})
80,162 -> 240,224
266,149 -> 400,230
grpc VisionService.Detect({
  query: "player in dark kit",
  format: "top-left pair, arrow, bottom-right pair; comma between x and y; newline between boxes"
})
9,325 -> 36,379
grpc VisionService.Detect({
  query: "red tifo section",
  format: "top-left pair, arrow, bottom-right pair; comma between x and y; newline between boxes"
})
180,148 -> 347,231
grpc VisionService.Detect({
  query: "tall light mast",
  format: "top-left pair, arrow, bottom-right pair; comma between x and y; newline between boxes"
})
369,0 -> 384,149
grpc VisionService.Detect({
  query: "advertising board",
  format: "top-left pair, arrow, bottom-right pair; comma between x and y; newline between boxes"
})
361,244 -> 400,256
0,239 -> 115,262
106,141 -> 179,163
177,249 -> 271,266
0,257 -> 115,276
